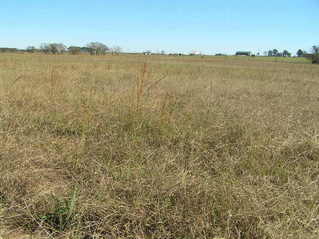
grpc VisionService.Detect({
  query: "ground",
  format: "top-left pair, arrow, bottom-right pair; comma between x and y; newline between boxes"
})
0,53 -> 318,238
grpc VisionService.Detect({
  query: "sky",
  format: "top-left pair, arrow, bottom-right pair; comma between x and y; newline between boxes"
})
0,0 -> 318,55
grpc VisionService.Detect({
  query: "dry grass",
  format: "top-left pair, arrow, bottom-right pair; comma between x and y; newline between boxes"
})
0,53 -> 318,239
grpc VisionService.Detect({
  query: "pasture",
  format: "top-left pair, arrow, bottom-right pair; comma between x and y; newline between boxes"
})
0,53 -> 318,238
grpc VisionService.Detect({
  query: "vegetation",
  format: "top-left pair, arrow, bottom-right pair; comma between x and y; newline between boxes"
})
297,49 -> 304,57
302,45 -> 319,64
40,43 -> 67,54
0,53 -> 318,239
1,43 -> 316,59
86,42 -> 109,55
311,45 -> 319,64
267,49 -> 291,57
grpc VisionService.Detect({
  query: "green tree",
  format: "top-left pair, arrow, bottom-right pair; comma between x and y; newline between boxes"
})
297,49 -> 304,57
311,45 -> 319,64
283,50 -> 290,57
268,50 -> 273,56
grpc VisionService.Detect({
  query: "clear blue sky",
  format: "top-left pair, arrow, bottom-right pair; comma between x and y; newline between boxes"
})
0,0 -> 318,54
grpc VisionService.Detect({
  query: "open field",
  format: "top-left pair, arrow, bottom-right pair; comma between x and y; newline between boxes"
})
0,53 -> 318,239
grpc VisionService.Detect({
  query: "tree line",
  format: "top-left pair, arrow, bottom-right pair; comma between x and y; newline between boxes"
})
0,43 -> 318,63
260,45 -> 318,63
257,45 -> 318,60
266,49 -> 292,57
0,42 -> 122,55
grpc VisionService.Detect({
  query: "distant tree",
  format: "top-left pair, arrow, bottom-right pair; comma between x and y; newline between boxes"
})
111,46 -> 122,55
26,46 -> 36,53
68,46 -> 81,55
302,45 -> 318,64
312,45 -> 319,54
40,43 -> 66,54
40,43 -> 50,54
273,49 -> 279,56
297,49 -> 304,57
51,43 -> 66,54
268,50 -> 273,57
282,50 -> 291,57
86,42 -> 109,55
311,45 -> 319,64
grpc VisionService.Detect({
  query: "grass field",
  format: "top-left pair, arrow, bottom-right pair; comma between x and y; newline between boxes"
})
0,53 -> 318,239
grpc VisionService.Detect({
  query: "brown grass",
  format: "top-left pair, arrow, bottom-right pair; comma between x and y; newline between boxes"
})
0,53 -> 318,239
